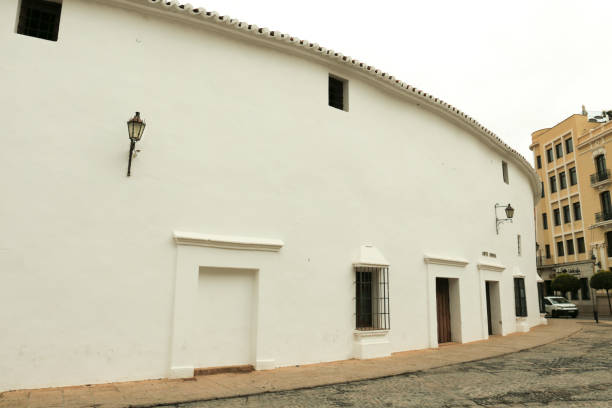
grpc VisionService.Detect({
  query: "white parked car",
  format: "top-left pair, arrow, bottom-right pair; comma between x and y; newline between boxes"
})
543,296 -> 579,318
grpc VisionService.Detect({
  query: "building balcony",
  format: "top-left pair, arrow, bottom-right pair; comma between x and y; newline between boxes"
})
592,210 -> 612,229
590,170 -> 611,188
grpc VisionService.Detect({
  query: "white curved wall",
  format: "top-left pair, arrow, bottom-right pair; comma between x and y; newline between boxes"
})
0,0 -> 540,391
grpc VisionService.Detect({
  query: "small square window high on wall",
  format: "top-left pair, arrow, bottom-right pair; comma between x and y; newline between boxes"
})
328,75 -> 348,111
17,0 -> 62,42
502,161 -> 509,184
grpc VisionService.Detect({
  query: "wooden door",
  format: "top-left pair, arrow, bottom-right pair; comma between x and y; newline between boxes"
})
485,281 -> 493,335
436,278 -> 451,343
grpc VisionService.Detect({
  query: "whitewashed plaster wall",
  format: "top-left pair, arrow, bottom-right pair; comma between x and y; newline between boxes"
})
0,0 -> 540,391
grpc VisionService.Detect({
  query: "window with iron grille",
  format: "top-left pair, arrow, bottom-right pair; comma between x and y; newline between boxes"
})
17,0 -> 62,42
514,278 -> 527,317
328,75 -> 347,111
537,282 -> 545,313
355,266 -> 389,330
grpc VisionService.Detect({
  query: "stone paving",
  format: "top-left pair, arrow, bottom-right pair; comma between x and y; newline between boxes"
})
181,322 -> 612,408
0,319 -> 585,408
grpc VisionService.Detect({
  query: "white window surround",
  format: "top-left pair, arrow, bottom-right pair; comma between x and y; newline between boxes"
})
477,261 -> 506,272
423,255 -> 469,267
169,231 -> 283,379
173,231 -> 284,252
352,245 -> 391,359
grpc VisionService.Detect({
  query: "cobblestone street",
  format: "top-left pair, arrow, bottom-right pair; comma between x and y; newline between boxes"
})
177,322 -> 612,408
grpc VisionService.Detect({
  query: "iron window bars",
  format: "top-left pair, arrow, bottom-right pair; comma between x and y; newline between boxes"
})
17,0 -> 62,42
355,266 -> 390,330
514,277 -> 528,317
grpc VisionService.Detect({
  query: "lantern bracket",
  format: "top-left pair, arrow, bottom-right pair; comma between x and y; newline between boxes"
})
495,203 -> 515,235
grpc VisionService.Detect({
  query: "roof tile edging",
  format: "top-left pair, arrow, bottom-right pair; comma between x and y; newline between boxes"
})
138,0 -> 542,199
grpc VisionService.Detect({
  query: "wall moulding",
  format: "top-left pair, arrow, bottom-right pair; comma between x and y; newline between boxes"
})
476,261 -> 506,272
173,231 -> 284,252
423,255 -> 469,267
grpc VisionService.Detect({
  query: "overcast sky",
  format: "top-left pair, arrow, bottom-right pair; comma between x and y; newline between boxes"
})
186,0 -> 612,164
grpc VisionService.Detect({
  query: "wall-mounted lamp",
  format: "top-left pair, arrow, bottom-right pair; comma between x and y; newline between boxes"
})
126,112 -> 146,177
495,203 -> 515,234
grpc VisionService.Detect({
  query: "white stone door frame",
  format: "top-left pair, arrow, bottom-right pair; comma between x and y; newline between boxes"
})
169,231 -> 284,379
424,255 -> 469,348
477,261 -> 507,339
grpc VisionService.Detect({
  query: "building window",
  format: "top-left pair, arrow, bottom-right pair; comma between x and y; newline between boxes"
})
553,208 -> 561,226
550,175 -> 557,193
542,213 -> 548,230
517,234 -> 521,256
566,239 -> 574,255
546,148 -> 553,163
595,154 -> 607,177
580,278 -> 590,300
536,155 -> 542,169
573,202 -> 582,221
544,279 -> 552,295
569,167 -> 577,186
556,241 -> 564,256
541,181 -> 545,198
562,205 -> 571,223
555,143 -> 563,159
502,161 -> 509,184
545,244 -> 551,259
514,278 -> 528,317
571,287 -> 579,300
565,137 -> 574,154
559,172 -> 567,189
329,75 -> 347,111
600,190 -> 612,217
355,266 -> 390,330
17,0 -> 62,42
606,231 -> 612,258
577,237 -> 585,253
537,282 -> 546,313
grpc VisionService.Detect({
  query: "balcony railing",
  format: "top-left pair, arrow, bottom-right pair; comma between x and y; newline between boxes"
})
590,170 -> 611,185
595,211 -> 612,223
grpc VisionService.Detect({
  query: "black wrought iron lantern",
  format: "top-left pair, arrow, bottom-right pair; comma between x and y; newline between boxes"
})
505,204 -> 515,219
126,112 -> 146,176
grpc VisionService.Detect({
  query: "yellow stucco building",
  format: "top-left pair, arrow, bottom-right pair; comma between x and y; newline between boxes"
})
531,108 -> 612,313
